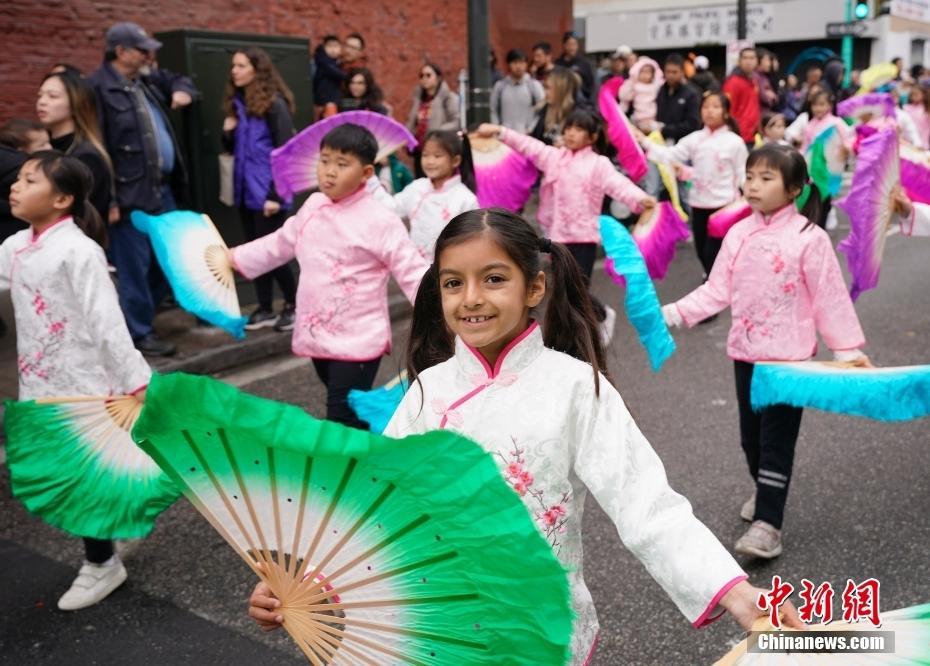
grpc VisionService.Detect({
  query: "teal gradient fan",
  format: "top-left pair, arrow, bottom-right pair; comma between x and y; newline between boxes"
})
132,373 -> 573,664
4,394 -> 180,539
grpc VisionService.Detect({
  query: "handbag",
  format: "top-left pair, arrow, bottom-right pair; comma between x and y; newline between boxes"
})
218,153 -> 234,207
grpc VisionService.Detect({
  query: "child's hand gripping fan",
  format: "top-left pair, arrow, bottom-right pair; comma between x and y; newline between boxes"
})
600,214 -> 677,372
645,130 -> 688,220
708,200 -> 753,239
598,77 -> 648,182
468,134 -> 538,212
347,371 -> 408,434
837,92 -> 898,124
132,372 -> 574,665
131,210 -> 247,338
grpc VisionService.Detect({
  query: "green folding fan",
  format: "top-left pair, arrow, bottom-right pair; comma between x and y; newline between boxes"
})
4,394 -> 181,539
132,373 -> 573,665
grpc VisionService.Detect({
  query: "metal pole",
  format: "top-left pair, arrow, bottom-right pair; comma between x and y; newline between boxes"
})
842,0 -> 854,87
467,0 -> 491,125
458,69 -> 469,129
737,0 -> 747,39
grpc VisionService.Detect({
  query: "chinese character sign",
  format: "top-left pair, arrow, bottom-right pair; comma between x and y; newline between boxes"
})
758,577 -> 882,628
646,6 -> 774,47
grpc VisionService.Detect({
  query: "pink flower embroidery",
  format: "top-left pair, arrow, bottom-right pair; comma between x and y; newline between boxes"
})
772,256 -> 785,274
33,292 -> 47,315
782,282 -> 796,294
540,504 -> 567,527
48,321 -> 65,335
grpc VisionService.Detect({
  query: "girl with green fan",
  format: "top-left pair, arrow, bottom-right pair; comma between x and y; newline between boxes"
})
248,208 -> 804,662
2,152 -> 155,611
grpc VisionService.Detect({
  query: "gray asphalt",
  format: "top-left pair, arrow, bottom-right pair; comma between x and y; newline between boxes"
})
1,219 -> 928,665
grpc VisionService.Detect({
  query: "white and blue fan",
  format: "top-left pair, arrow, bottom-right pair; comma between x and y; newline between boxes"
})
131,210 -> 246,338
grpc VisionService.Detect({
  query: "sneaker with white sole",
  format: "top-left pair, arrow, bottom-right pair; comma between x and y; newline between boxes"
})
599,305 -> 617,347
57,556 -> 127,611
734,520 -> 782,559
740,490 -> 756,522
244,308 -> 276,331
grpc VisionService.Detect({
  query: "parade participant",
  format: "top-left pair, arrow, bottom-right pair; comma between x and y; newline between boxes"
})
894,186 -> 930,236
0,152 -> 150,609
388,129 -> 478,258
618,56 -> 663,132
761,111 -> 789,145
723,47 -> 761,147
640,91 -> 747,278
228,124 -> 429,429
37,71 -> 114,223
222,47 -> 298,332
477,110 -> 656,345
248,207 -> 804,663
662,145 -> 870,559
903,83 -> 930,149
405,62 -> 460,178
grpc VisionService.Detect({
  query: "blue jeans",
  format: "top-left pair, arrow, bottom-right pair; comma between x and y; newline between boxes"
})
107,185 -> 176,341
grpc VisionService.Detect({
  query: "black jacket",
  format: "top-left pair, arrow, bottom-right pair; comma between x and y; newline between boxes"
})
312,46 -> 347,106
50,134 -> 113,221
656,82 -> 701,142
0,145 -> 27,242
554,54 -> 595,100
87,62 -> 197,215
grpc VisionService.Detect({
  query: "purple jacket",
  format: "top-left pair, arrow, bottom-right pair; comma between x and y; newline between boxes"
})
230,95 -> 294,211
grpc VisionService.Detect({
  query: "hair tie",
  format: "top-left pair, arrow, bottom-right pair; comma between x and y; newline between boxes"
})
538,237 -> 553,254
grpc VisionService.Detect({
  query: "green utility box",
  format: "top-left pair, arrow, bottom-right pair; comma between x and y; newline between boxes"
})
153,29 -> 313,245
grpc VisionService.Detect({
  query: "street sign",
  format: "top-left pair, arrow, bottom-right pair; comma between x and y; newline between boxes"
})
825,21 -> 870,37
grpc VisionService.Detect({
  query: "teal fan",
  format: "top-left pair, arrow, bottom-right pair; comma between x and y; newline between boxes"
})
132,373 -> 573,664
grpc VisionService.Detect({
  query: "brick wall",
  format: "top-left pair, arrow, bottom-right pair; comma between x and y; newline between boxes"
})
0,0 -> 467,126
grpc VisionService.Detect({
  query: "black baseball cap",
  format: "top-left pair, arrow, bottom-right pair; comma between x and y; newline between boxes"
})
105,22 -> 162,51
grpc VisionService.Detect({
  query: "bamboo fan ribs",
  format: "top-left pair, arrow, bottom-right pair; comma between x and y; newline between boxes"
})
133,373 -> 573,665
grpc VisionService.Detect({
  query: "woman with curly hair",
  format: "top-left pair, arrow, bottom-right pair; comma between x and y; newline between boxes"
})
337,67 -> 389,115
222,46 -> 298,332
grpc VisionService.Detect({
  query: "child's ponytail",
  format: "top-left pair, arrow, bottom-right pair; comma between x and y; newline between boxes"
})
406,263 -> 454,387
746,144 -> 823,231
543,240 -> 608,395
458,132 -> 477,194
28,150 -> 107,248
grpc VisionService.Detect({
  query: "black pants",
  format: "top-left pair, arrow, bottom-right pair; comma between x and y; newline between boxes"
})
691,207 -> 723,277
83,537 -> 114,564
734,361 -> 804,529
239,207 -> 297,312
816,195 -> 831,230
564,242 -> 607,321
312,357 -> 382,429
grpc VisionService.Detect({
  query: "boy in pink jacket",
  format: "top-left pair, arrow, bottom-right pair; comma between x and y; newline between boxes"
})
230,124 -> 429,428
662,145 -> 870,559
476,109 -> 655,345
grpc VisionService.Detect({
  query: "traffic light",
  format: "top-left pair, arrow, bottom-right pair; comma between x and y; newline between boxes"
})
854,0 -> 870,19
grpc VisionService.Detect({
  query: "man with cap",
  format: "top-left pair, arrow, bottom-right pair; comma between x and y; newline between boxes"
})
87,22 -> 199,357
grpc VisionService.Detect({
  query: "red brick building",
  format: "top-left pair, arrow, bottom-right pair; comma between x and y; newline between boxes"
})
1,0 -> 571,126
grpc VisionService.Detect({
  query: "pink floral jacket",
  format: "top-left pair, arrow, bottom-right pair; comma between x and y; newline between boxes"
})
0,218 -> 151,399
498,127 -> 647,243
231,187 -> 429,361
674,205 -> 866,361
385,322 -> 747,664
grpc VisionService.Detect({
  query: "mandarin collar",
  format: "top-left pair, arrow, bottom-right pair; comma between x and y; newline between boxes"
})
453,320 -> 544,380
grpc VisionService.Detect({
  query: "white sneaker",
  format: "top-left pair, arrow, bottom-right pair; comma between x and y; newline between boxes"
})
599,305 -> 617,347
57,556 -> 127,611
825,208 -> 838,230
740,490 -> 756,522
734,520 -> 783,559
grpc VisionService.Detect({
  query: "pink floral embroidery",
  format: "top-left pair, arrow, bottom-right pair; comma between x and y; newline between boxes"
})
18,286 -> 66,381
496,437 -> 572,554
431,399 -> 463,427
33,291 -> 47,315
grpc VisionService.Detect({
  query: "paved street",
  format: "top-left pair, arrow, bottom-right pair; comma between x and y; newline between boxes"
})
2,220 -> 928,665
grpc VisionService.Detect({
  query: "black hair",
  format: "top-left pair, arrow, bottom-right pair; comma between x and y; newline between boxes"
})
746,145 -> 821,230
506,48 -> 527,64
345,32 -> 365,48
739,47 -> 757,58
762,110 -> 785,131
422,130 -> 477,193
700,90 -> 741,134
562,31 -> 578,44
562,108 -> 610,155
23,150 -> 106,247
406,208 -> 609,405
343,67 -> 385,111
0,119 -> 46,151
319,123 -> 378,166
664,53 -> 685,69
419,62 -> 444,101
910,64 -> 924,80
49,63 -> 83,78
533,41 -> 552,55
809,88 -> 834,107
322,34 -> 340,45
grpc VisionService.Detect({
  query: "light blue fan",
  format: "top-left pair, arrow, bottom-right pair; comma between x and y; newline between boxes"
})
751,361 -> 930,421
131,210 -> 246,338
347,371 -> 408,433
599,215 -> 676,372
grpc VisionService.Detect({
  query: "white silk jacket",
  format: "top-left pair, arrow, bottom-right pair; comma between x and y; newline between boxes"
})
384,322 -> 747,664
0,218 -> 151,399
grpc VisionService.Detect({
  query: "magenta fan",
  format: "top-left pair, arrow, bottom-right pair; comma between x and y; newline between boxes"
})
469,135 -> 538,211
708,200 -> 753,239
607,202 -> 690,282
271,111 -> 417,200
901,143 -> 930,205
598,77 -> 648,182
837,92 -> 897,122
836,127 -> 900,300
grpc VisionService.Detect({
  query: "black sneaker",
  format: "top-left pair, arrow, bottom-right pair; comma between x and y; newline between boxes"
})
135,334 -> 176,357
274,305 -> 296,332
244,309 -> 277,330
